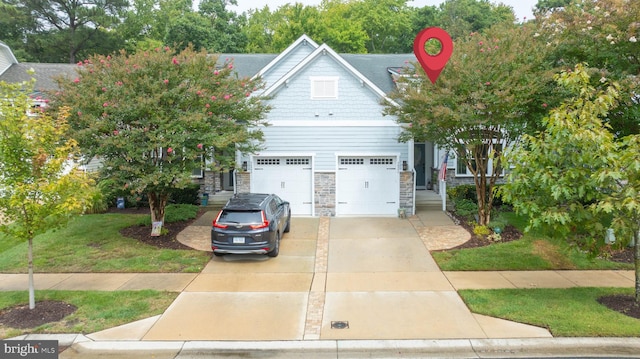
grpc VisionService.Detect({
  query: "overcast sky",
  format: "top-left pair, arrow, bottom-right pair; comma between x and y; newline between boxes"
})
230,0 -> 537,21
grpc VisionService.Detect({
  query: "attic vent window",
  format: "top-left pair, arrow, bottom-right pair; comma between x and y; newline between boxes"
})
310,76 -> 338,99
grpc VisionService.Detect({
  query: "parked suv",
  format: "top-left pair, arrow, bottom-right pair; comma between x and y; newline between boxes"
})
211,193 -> 291,257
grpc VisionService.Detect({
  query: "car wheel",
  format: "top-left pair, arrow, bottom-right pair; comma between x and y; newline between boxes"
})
267,234 -> 280,257
284,212 -> 291,233
213,252 -> 226,257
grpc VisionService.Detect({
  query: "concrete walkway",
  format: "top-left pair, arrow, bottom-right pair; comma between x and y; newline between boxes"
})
2,209 -> 637,357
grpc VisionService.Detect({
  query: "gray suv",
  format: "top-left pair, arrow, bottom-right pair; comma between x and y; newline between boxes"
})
211,193 -> 291,257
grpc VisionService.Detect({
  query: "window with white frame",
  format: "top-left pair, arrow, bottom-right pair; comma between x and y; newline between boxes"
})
310,76 -> 338,99
456,143 -> 503,176
191,154 -> 204,178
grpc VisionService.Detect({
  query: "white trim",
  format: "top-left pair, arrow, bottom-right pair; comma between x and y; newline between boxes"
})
251,35 -> 320,81
262,43 -> 398,106
265,120 -> 399,127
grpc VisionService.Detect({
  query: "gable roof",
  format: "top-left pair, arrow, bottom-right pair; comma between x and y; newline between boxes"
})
253,34 -> 320,80
1,62 -> 77,92
0,36 -> 415,97
0,41 -> 19,76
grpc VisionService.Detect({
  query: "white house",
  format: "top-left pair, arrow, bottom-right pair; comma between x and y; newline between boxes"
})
2,36 -> 472,217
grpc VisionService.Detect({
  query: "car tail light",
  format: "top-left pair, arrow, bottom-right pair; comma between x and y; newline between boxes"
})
212,210 -> 228,229
249,211 -> 269,229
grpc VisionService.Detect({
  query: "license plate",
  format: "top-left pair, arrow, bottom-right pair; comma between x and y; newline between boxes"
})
233,237 -> 245,244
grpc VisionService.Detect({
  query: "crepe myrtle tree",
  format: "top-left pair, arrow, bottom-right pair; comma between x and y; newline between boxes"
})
0,76 -> 95,309
51,46 -> 269,233
385,22 -> 554,225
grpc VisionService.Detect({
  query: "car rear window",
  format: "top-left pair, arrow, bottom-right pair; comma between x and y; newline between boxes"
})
218,210 -> 262,224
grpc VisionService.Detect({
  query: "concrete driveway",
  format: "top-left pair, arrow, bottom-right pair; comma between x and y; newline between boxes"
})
135,214 -> 550,341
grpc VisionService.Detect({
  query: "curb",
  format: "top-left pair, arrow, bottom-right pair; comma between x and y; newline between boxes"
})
16,334 -> 640,358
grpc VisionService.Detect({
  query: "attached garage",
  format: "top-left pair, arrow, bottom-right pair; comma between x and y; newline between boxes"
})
251,156 -> 313,215
336,156 -> 400,216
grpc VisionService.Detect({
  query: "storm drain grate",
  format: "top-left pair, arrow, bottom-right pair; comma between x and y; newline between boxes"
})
331,321 -> 349,329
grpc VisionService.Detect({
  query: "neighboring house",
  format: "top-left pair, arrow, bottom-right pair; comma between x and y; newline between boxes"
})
1,36 -> 478,217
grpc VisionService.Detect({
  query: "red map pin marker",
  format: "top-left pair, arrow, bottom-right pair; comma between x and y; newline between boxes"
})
413,27 -> 453,84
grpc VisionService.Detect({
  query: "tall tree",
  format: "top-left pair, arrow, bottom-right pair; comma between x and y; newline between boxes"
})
385,22 -> 554,225
536,0 -> 640,136
270,3 -> 324,52
198,0 -> 247,52
351,0 -> 414,53
503,64 -> 640,302
0,0 -> 38,61
0,76 -> 95,309
51,46 -> 270,234
317,0 -> 368,53
19,0 -> 129,63
436,0 -> 516,40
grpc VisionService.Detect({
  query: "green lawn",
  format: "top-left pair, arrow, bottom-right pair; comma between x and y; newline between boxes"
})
0,290 -> 177,339
438,209 -> 638,337
432,211 -> 633,271
0,211 -> 211,273
459,287 -> 640,337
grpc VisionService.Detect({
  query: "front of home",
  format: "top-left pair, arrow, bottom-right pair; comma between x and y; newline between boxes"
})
218,36 -> 418,217
2,36 -> 483,217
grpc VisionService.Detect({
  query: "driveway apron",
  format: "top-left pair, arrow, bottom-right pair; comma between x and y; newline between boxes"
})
140,214 -> 550,341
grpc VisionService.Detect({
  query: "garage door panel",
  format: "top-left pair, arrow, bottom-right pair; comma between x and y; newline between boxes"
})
252,157 -> 313,216
336,156 -> 399,216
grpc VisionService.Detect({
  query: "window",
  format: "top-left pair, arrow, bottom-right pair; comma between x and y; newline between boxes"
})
191,154 -> 204,178
456,144 -> 503,176
340,158 -> 364,165
310,77 -> 338,99
257,158 -> 281,165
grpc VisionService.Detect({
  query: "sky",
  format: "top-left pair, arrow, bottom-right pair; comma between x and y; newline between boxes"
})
230,0 -> 538,21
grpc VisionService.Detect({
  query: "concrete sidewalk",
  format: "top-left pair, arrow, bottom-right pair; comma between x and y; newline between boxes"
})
2,209 -> 637,358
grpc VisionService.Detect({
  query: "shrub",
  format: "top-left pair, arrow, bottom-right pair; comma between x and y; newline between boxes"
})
140,204 -> 200,226
170,184 -> 201,205
454,199 -> 478,218
473,224 -> 491,237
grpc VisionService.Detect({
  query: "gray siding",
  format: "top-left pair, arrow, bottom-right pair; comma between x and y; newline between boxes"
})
266,56 -> 386,121
261,46 -> 316,88
249,126 -> 408,171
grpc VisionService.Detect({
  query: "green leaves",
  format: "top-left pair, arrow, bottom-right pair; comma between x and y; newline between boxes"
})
50,45 -> 269,226
503,63 -> 640,254
0,78 -> 96,242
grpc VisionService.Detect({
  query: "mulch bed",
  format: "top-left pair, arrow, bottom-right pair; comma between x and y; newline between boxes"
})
445,211 -> 523,250
0,301 -> 76,329
113,206 -> 206,250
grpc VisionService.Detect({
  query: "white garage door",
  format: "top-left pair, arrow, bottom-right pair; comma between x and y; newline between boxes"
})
251,156 -> 313,215
336,156 -> 399,216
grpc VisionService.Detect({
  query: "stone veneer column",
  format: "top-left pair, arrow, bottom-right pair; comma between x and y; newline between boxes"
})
314,172 -> 335,217
235,171 -> 251,193
399,171 -> 415,216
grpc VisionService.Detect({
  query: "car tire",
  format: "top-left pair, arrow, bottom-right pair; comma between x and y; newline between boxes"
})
267,234 -> 280,257
284,212 -> 291,233
213,252 -> 226,257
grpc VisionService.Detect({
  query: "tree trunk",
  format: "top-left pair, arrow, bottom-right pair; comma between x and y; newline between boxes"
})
28,237 -> 35,309
148,192 -> 168,235
635,226 -> 640,304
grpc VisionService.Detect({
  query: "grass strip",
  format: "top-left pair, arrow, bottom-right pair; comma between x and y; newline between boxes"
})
459,287 -> 640,337
0,213 -> 211,273
0,290 -> 177,339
